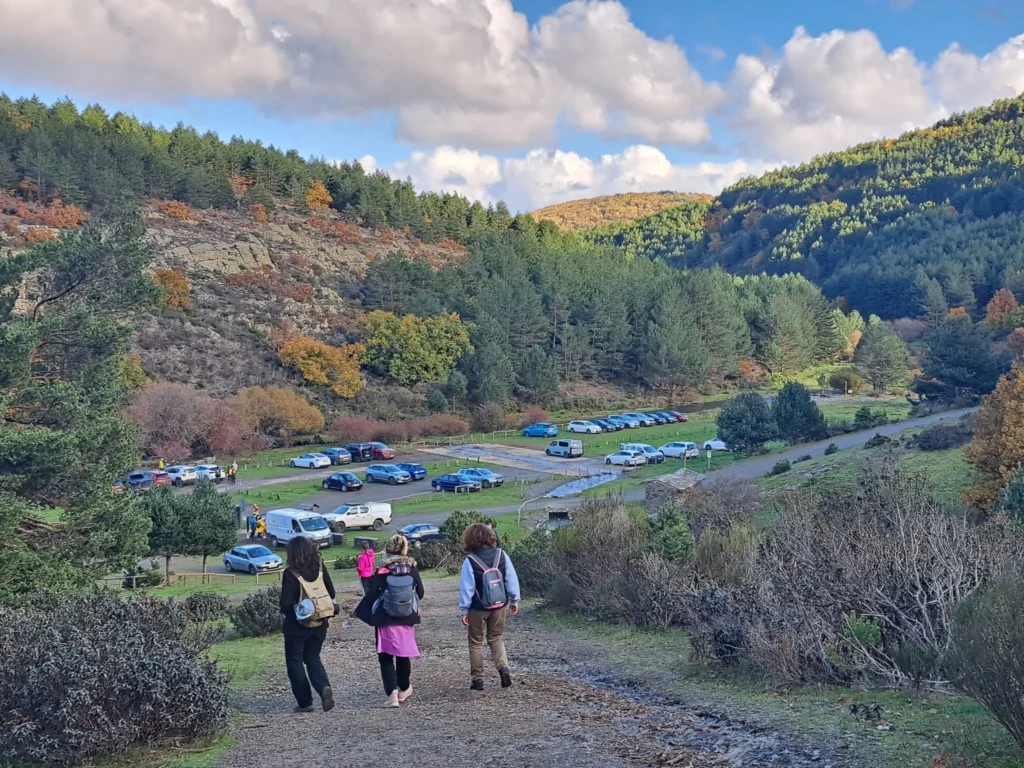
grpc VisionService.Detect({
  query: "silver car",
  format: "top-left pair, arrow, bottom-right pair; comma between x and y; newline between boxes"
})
224,544 -> 283,574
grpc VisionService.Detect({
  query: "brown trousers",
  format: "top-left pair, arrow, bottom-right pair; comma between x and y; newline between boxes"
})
467,608 -> 508,680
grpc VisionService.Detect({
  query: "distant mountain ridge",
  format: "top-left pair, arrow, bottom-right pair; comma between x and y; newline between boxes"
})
531,191 -> 713,231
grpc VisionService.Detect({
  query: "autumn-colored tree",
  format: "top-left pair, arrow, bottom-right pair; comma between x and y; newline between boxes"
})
361,310 -> 473,385
948,306 -> 969,319
277,335 -> 364,398
118,355 -> 149,390
231,386 -> 325,443
986,289 -> 1020,326
306,180 -> 332,211
965,365 -> 1024,512
153,268 -> 191,308
127,382 -> 217,457
1009,328 -> 1024,361
249,203 -> 268,223
24,229 -> 58,244
149,200 -> 194,220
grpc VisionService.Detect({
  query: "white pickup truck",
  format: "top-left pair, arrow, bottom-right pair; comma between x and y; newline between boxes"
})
321,502 -> 393,534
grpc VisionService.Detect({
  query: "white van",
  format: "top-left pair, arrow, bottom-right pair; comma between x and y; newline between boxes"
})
320,502 -> 393,533
265,508 -> 333,549
545,438 -> 584,458
620,442 -> 665,464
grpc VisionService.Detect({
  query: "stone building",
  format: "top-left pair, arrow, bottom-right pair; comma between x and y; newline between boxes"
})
644,467 -> 707,515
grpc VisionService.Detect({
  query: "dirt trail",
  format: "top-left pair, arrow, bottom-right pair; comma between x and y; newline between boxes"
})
219,580 -> 855,768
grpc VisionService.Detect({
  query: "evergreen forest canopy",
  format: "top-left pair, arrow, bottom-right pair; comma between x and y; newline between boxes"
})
580,94 -> 1024,320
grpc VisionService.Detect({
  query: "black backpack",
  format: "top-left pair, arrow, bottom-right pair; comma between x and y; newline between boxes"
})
375,562 -> 418,619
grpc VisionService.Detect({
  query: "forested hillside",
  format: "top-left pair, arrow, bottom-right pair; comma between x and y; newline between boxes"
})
585,94 -> 1024,319
531,192 -> 711,231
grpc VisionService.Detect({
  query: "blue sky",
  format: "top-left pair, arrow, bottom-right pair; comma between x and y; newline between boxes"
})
1,0 -> 1022,210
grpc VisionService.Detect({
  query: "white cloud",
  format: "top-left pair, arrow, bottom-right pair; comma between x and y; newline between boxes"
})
0,0 -> 718,150
380,145 -> 774,212
933,35 -> 1024,112
728,27 -> 940,161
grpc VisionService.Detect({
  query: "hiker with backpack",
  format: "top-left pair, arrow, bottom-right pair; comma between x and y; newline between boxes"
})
280,536 -> 338,714
458,523 -> 521,691
355,534 -> 424,708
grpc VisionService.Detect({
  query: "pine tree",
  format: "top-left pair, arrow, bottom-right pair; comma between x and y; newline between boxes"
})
854,323 -> 910,392
771,382 -> 826,444
716,393 -> 778,454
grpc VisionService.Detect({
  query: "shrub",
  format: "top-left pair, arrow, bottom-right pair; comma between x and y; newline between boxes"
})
24,228 -> 58,244
415,414 -> 468,437
853,406 -> 888,430
645,505 -> 693,563
151,199 -> 194,220
824,443 -> 840,456
911,420 -> 972,451
947,577 -> 1024,749
230,585 -> 282,638
770,460 -> 792,475
333,554 -> 359,570
411,541 -> 449,570
794,454 -> 813,463
505,530 -> 558,595
864,433 -> 891,449
329,416 -> 377,443
0,592 -> 227,765
830,368 -> 866,395
471,403 -> 506,432
184,593 -> 231,623
122,561 -> 163,589
370,420 -> 413,444
439,510 -> 495,552
519,406 -> 550,428
426,388 -> 448,413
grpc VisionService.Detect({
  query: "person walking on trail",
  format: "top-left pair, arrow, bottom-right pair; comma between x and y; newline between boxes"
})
355,534 -> 424,708
230,461 -> 239,485
280,536 -> 337,714
356,540 -> 376,595
459,523 -> 520,691
157,458 -> 165,470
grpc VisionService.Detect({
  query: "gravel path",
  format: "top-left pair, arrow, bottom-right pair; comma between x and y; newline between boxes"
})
219,580 -> 854,768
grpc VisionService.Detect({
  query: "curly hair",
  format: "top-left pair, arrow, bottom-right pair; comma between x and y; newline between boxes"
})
385,534 -> 408,556
286,536 -> 322,581
462,522 -> 497,553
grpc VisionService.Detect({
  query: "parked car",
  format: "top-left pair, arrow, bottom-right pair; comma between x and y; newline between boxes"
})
365,464 -> 412,485
321,502 -> 393,532
623,412 -> 657,427
546,439 -> 584,458
265,508 -> 333,548
609,414 -> 640,428
646,412 -> 670,425
124,470 -> 169,491
667,411 -> 689,422
344,443 -> 375,462
703,438 -> 729,451
224,544 -> 283,574
522,422 -> 558,437
651,412 -> 677,424
659,441 -> 700,459
321,471 -> 363,492
432,474 -> 482,492
605,450 -> 646,467
369,442 -> 396,460
165,465 -> 199,487
567,420 -> 602,434
621,442 -> 665,464
319,447 -> 353,466
591,417 -> 622,432
290,453 -> 331,469
395,462 -> 428,480
455,467 -> 505,488
195,464 -> 226,482
399,523 -> 443,542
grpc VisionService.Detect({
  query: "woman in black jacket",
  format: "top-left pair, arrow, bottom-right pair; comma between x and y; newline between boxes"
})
280,536 -> 336,713
355,534 -> 425,707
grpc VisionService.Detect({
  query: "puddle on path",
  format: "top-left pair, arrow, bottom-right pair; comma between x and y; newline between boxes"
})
545,471 -> 621,498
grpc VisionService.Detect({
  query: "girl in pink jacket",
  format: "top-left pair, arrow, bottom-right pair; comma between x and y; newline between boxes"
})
357,541 -> 376,595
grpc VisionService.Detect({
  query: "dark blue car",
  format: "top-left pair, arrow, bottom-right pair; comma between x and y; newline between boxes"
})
431,474 -> 481,492
395,462 -> 428,480
320,447 -> 353,465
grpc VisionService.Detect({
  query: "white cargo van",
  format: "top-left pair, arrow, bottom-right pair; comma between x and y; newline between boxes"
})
545,438 -> 583,458
265,508 -> 333,549
321,502 -> 393,533
620,442 -> 665,464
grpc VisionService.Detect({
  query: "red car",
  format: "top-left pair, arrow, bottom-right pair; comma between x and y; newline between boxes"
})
369,442 -> 396,460
667,411 -> 689,423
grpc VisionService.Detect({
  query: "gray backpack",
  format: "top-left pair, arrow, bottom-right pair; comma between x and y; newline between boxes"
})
468,550 -> 507,610
376,564 -> 418,619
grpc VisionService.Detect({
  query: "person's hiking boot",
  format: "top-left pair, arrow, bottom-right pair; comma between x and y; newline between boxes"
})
292,705 -> 315,714
470,678 -> 484,691
398,684 -> 413,703
385,690 -> 400,708
499,667 -> 513,689
321,686 -> 335,712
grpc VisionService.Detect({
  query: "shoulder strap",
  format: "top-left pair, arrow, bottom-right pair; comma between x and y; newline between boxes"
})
467,553 -> 486,570
492,549 -> 503,570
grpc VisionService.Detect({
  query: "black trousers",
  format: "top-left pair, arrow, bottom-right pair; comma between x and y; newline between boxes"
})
378,652 -> 411,695
284,628 -> 330,707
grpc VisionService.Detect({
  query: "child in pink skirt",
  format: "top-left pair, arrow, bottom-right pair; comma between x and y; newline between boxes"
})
354,534 -> 424,707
